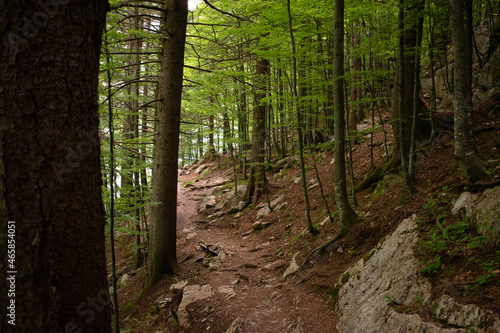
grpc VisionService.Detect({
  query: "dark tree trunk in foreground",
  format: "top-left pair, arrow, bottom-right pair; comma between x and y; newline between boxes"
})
0,1 -> 110,332
451,0 -> 488,182
148,0 -> 188,287
244,57 -> 269,205
333,0 -> 359,233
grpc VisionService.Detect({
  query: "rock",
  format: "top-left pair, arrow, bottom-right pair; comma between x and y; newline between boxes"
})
261,260 -> 285,271
275,156 -> 298,170
308,183 -> 319,191
119,274 -> 132,286
294,177 -> 302,184
277,202 -> 289,211
218,285 -> 236,299
178,285 -> 214,327
198,195 -> 216,213
435,295 -> 500,331
154,295 -> 174,309
253,220 -> 272,230
336,215 -> 434,332
226,317 -> 242,333
473,186 -> 500,244
186,232 -> 197,240
270,194 -> 285,208
283,252 -> 301,279
207,211 -> 224,220
336,215 -> 500,333
242,230 -> 253,237
214,200 -> 225,212
170,280 -> 189,291
307,179 -> 317,186
250,242 -> 270,252
228,185 -> 247,213
451,192 -> 480,219
256,206 -> 271,219
194,164 -> 207,174
228,201 -> 246,214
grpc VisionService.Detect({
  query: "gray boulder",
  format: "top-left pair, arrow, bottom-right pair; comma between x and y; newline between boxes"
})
198,195 -> 216,213
336,214 -> 500,332
451,191 -> 480,219
473,186 -> 500,245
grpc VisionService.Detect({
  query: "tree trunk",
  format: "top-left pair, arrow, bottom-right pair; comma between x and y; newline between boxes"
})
244,57 -> 269,205
392,0 -> 424,192
287,0 -> 320,236
132,6 -> 143,269
148,0 -> 188,287
333,0 -> 359,233
0,1 -> 110,331
451,0 -> 488,181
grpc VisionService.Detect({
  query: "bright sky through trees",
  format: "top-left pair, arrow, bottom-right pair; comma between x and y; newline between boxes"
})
189,0 -> 201,10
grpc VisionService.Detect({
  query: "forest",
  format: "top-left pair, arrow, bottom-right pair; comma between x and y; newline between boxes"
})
1,0 -> 499,332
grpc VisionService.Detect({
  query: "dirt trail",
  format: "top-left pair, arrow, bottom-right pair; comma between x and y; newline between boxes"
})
175,171 -> 338,333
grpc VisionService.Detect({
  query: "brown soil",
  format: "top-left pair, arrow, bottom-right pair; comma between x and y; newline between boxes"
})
109,97 -> 500,332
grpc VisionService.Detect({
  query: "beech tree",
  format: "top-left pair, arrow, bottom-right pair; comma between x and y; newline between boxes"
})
451,0 -> 488,181
147,0 -> 189,287
333,0 -> 359,233
0,1 -> 110,331
244,56 -> 270,204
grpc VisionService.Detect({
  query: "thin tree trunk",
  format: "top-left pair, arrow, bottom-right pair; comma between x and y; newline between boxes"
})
287,0 -> 320,236
104,30 -> 120,333
333,0 -> 359,233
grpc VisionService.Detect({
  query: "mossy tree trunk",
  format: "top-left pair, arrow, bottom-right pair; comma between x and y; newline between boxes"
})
451,0 -> 488,182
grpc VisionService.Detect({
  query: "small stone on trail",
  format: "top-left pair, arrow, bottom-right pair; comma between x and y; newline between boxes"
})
250,242 -> 270,252
195,164 -> 207,174
242,230 -> 253,237
178,284 -> 214,328
283,252 -> 301,279
253,220 -> 272,230
170,280 -> 189,291
226,317 -> 242,333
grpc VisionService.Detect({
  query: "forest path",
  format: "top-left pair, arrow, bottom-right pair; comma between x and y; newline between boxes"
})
175,169 -> 339,333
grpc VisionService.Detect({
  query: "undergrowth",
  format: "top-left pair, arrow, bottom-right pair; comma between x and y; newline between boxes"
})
417,186 -> 500,298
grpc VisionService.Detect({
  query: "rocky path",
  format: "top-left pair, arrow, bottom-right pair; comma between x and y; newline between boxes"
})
174,172 -> 339,333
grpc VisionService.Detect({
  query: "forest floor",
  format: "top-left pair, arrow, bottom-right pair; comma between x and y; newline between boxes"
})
109,96 -> 500,332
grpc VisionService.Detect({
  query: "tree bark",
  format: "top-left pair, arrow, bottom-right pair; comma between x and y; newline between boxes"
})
148,0 -> 188,287
0,1 -> 110,331
451,0 -> 488,182
391,0 -> 427,177
333,0 -> 359,233
244,57 -> 269,205
287,0 -> 319,236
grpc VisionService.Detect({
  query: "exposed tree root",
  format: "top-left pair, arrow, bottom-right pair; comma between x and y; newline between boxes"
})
288,233 -> 345,278
457,178 -> 500,191
356,155 -> 398,192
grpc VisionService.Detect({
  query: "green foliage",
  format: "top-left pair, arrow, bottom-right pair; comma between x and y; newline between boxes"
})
418,188 -> 499,297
